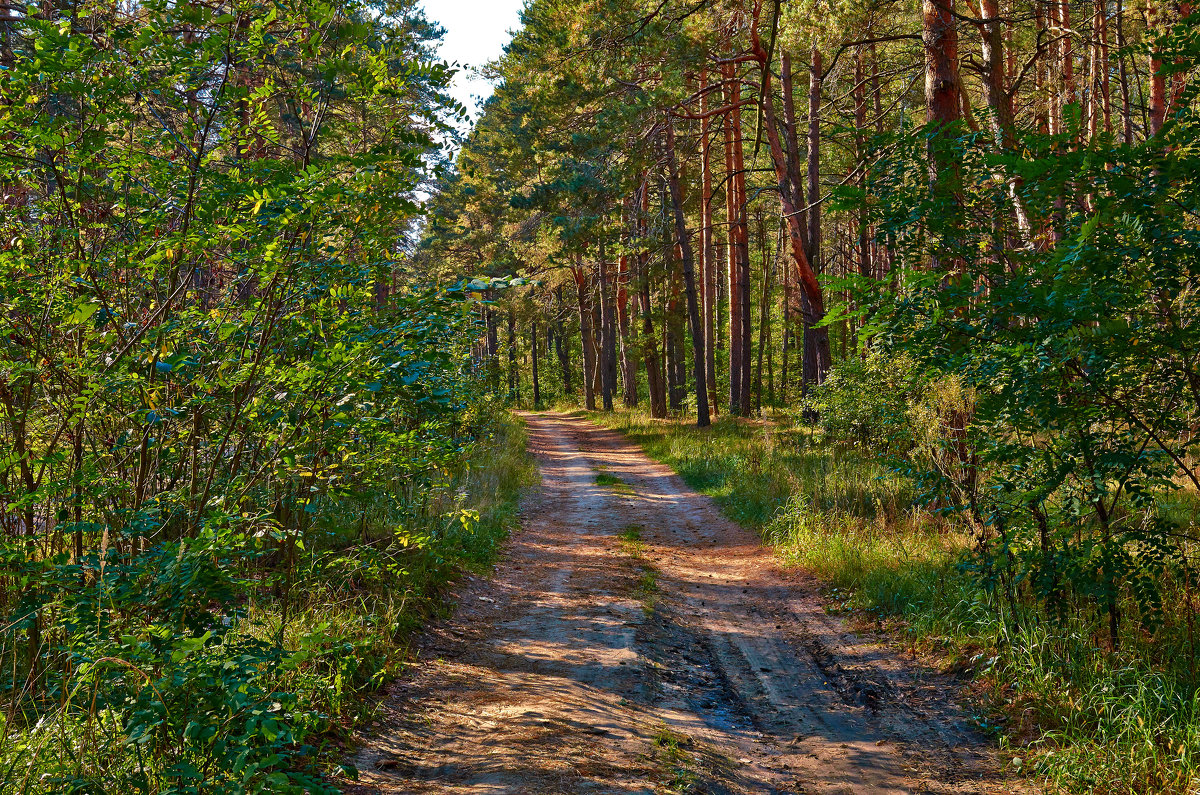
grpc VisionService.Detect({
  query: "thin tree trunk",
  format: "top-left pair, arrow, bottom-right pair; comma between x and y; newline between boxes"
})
1089,0 -> 1112,140
700,68 -> 719,414
573,260 -> 596,411
531,320 -> 540,408
752,28 -> 832,389
506,311 -> 518,401
666,265 -> 687,412
638,183 -> 668,418
665,118 -> 711,427
1115,0 -> 1134,143
732,78 -> 753,417
854,47 -> 871,287
1035,5 -> 1050,133
978,0 -> 1015,146
781,244 -> 791,401
591,295 -> 604,402
485,305 -> 500,392
553,287 -> 572,396
805,45 -> 832,388
869,37 -> 891,298
617,236 -> 638,408
722,60 -> 744,415
754,212 -> 777,415
806,46 -> 822,270
1060,0 -> 1076,126
597,242 -> 616,411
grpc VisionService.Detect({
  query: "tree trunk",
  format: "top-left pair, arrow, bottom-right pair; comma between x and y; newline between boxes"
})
666,265 -> 687,412
781,50 -> 807,248
1035,5 -> 1050,134
638,183 -> 668,418
806,46 -> 832,388
978,0 -> 1015,146
854,47 -> 872,288
591,297 -> 604,402
553,287 -> 572,396
781,243 -> 791,401
722,60 -> 744,415
732,83 -> 753,417
573,261 -> 597,410
531,320 -> 541,408
506,310 -> 518,402
1087,0 -> 1112,140
699,68 -> 719,414
754,212 -> 777,415
617,240 -> 638,408
752,28 -> 832,389
1148,0 -> 1167,136
1115,0 -> 1134,144
924,0 -> 961,128
597,242 -> 617,411
485,305 -> 500,393
664,119 -> 711,427
806,47 -> 822,270
1059,0 -> 1075,129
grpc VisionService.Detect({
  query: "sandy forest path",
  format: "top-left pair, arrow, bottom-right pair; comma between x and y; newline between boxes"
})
348,412 -> 1020,794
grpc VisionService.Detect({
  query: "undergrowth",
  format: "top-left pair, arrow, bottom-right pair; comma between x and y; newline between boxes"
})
0,411 -> 536,794
589,407 -> 1200,794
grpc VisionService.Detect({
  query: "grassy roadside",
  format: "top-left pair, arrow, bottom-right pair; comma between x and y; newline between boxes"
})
274,410 -> 539,769
586,407 -> 1200,795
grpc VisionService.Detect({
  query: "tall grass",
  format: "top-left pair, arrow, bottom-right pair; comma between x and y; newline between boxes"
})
590,408 -> 1200,794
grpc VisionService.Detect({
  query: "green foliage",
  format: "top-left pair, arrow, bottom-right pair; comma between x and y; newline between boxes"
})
805,351 -> 923,449
845,17 -> 1200,652
0,0 -> 530,790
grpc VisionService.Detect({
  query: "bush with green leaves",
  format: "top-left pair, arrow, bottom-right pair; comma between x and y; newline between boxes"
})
805,351 -> 923,449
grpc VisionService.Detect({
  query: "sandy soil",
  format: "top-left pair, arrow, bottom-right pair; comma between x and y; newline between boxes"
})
345,412 -> 1023,795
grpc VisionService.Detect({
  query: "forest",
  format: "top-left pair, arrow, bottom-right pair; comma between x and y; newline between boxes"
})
422,0 -> 1200,790
0,0 -> 1198,791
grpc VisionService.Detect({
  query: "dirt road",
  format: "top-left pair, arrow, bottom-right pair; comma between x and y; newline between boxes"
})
349,412 -> 1018,794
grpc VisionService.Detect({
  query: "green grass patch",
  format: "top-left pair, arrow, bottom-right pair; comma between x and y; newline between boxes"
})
587,407 -> 1200,794
595,471 -> 626,487
618,523 -> 658,612
651,725 -> 699,793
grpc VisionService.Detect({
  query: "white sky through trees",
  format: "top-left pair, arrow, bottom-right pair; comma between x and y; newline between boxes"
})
423,0 -> 526,118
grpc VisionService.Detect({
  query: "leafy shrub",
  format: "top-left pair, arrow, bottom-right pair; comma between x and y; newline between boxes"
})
805,352 -> 923,450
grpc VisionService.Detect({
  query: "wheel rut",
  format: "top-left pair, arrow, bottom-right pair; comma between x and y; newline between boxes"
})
346,412 -> 1023,794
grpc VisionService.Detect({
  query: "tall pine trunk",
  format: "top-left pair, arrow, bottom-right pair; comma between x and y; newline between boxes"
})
573,260 -> 597,411
699,67 -> 719,413
665,117 -> 711,427
531,320 -> 541,408
597,242 -> 617,411
722,60 -> 744,415
639,183 -> 668,418
751,22 -> 832,391
617,241 -> 638,408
